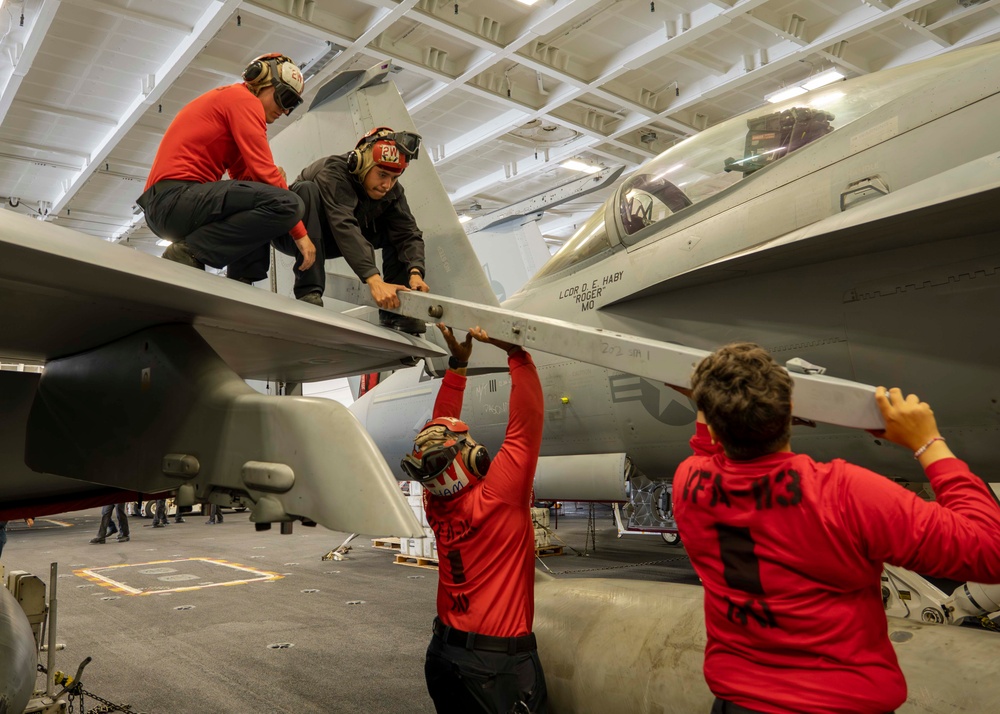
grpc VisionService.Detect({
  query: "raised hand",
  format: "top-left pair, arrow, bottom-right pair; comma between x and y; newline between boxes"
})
437,323 -> 473,362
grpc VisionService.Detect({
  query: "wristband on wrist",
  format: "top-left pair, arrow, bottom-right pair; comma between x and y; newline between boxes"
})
913,436 -> 945,459
506,345 -> 522,356
409,267 -> 424,278
448,356 -> 468,370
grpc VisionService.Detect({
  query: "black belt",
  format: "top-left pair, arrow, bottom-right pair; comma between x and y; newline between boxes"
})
432,618 -> 537,655
713,699 -> 893,714
713,700 -> 767,714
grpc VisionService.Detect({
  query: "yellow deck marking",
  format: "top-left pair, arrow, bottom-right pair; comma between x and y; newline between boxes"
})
74,557 -> 282,596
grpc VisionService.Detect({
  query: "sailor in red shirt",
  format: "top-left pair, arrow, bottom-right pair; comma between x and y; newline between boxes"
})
673,343 -> 1000,714
137,53 -> 315,284
401,324 -> 548,714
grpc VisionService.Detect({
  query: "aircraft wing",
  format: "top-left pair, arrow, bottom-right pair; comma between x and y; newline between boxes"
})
617,151 -> 1000,300
0,210 -> 432,536
0,210 -> 445,381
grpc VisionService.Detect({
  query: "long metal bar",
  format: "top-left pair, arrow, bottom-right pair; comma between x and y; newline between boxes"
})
393,291 -> 884,430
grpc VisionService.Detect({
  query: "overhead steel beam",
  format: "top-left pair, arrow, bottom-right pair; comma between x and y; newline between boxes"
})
238,0 -> 353,45
448,133 -> 606,204
61,0 -> 194,33
0,0 -> 61,127
50,0 -> 242,217
292,0 -> 420,92
463,165 -> 623,234
404,0 -> 607,113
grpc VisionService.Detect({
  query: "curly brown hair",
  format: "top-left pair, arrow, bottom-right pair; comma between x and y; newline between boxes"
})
691,342 -> 793,460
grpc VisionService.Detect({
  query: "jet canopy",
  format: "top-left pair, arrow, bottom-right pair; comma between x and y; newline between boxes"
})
529,43 -> 992,283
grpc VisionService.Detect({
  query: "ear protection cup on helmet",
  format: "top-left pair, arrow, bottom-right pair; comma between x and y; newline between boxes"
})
346,148 -> 363,175
412,417 -> 490,479
463,441 -> 491,478
348,126 -> 396,175
242,52 -> 284,87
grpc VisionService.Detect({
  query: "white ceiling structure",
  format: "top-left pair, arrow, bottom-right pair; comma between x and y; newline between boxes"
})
1,0 -> 998,255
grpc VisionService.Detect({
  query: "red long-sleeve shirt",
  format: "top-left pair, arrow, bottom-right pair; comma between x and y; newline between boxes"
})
424,351 -> 544,637
145,83 -> 306,239
675,423 -> 1000,714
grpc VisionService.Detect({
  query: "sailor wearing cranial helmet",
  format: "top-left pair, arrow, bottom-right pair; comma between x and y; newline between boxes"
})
272,126 -> 429,334
139,52 -> 314,284
404,324 -> 549,714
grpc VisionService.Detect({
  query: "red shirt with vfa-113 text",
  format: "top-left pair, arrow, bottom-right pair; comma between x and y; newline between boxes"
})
674,422 -> 1000,714
424,350 -> 543,638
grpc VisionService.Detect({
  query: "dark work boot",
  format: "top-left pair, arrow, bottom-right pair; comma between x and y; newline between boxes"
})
297,291 -> 324,306
90,537 -> 105,544
162,242 -> 205,270
378,310 -> 427,336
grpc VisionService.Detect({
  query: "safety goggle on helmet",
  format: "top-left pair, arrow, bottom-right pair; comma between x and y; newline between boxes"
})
357,126 -> 422,161
242,53 -> 305,114
401,417 -> 490,498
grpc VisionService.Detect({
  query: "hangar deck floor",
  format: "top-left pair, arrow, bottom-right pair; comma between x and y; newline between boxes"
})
3,504 -> 695,714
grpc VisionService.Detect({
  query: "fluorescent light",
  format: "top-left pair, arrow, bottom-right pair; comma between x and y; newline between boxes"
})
803,69 -> 845,91
561,159 -> 601,174
156,239 -> 172,247
766,85 -> 808,104
513,0 -> 540,4
458,214 -> 472,223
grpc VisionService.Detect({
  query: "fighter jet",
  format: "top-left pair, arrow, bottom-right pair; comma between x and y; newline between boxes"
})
350,39 -> 1000,534
337,43 -> 1000,713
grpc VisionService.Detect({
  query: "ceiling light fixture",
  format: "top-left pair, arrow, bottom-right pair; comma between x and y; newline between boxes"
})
458,214 -> 472,223
513,0 -> 541,5
766,85 -> 808,104
803,69 -> 845,91
561,159 -> 601,174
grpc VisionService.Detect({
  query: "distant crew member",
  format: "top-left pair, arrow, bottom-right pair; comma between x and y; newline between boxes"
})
152,498 -> 169,528
272,127 -> 428,334
137,53 -> 315,284
91,502 -> 130,544
403,324 -> 548,713
673,342 -> 1000,714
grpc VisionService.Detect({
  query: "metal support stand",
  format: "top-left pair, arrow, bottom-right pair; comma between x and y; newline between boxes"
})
584,504 -> 597,554
46,562 -> 57,697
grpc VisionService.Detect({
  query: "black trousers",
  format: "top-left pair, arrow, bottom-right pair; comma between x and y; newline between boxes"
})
424,634 -> 548,714
138,179 -> 304,283
98,504 -> 129,538
271,180 -> 408,298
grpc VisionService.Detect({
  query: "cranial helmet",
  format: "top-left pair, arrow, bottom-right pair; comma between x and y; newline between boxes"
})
401,416 -> 491,498
348,126 -> 422,178
242,53 -> 305,113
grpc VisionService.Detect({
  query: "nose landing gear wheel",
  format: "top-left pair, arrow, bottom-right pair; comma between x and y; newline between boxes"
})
661,532 -> 682,547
